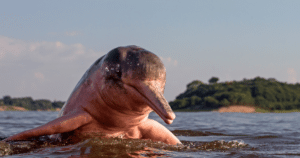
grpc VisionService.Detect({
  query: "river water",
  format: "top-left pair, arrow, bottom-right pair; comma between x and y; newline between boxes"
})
0,111 -> 299,157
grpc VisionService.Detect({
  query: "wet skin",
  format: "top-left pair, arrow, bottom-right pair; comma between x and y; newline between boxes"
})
2,46 -> 181,145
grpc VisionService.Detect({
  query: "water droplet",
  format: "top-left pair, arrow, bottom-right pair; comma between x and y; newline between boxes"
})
137,63 -> 139,66
105,67 -> 109,72
116,64 -> 120,72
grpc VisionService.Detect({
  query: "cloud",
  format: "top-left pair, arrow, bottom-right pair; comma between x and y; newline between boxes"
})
0,36 -> 27,59
159,56 -> 178,67
34,72 -> 45,80
0,51 -> 5,59
0,35 -> 104,101
0,35 -> 99,63
287,68 -> 297,83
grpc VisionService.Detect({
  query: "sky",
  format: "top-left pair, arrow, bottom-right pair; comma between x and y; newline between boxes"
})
1,0 -> 300,102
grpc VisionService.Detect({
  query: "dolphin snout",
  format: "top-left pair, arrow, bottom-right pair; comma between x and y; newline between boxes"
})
129,80 -> 176,124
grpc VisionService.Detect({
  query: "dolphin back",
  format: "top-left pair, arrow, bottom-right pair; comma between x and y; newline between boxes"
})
58,55 -> 106,117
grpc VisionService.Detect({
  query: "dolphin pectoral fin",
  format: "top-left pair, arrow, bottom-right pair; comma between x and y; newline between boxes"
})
140,119 -> 181,145
3,111 -> 93,142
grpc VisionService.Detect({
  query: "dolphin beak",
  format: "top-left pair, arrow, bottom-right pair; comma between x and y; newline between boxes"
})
134,81 -> 176,124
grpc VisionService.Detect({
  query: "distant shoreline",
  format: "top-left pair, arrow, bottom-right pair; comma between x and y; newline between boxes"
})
173,105 -> 300,113
0,106 -> 61,112
1,105 -> 299,113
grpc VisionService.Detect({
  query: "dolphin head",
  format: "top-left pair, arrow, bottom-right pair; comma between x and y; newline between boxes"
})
98,45 -> 175,124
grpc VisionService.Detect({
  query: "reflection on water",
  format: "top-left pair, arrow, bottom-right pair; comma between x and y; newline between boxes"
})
0,111 -> 300,157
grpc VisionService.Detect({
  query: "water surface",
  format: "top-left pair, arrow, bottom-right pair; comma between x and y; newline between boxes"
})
0,111 -> 299,157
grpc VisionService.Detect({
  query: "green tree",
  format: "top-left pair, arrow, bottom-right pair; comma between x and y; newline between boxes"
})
251,84 -> 264,97
204,96 -> 219,108
283,103 -> 295,110
13,97 -> 34,110
169,98 -> 189,109
209,77 -> 219,84
187,80 -> 203,89
235,92 -> 254,105
263,89 -> 276,102
190,95 -> 202,106
255,96 -> 268,107
34,99 -> 52,110
274,103 -> 283,110
170,76 -> 300,111
274,87 -> 285,102
214,92 -> 231,101
220,98 -> 230,106
52,101 -> 65,108
3,95 -> 13,105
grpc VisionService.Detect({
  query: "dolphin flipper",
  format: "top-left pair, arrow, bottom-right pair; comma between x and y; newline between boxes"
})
139,119 -> 181,145
3,111 -> 92,142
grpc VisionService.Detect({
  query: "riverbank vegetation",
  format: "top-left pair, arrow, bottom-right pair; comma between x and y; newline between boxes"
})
169,77 -> 300,112
0,96 -> 64,111
2,76 -> 300,112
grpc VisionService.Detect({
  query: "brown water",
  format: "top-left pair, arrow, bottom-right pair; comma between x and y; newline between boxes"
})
0,111 -> 299,157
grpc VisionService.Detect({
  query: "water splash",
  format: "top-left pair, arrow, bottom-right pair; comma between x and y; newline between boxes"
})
181,140 -> 248,151
105,67 -> 109,72
0,136 -> 249,157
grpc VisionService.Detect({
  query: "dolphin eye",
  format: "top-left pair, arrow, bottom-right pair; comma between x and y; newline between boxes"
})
105,74 -> 124,90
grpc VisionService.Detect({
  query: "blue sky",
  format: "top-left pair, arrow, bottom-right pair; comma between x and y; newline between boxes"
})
1,0 -> 300,102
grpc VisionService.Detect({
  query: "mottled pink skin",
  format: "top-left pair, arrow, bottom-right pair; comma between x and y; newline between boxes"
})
3,46 -> 181,145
